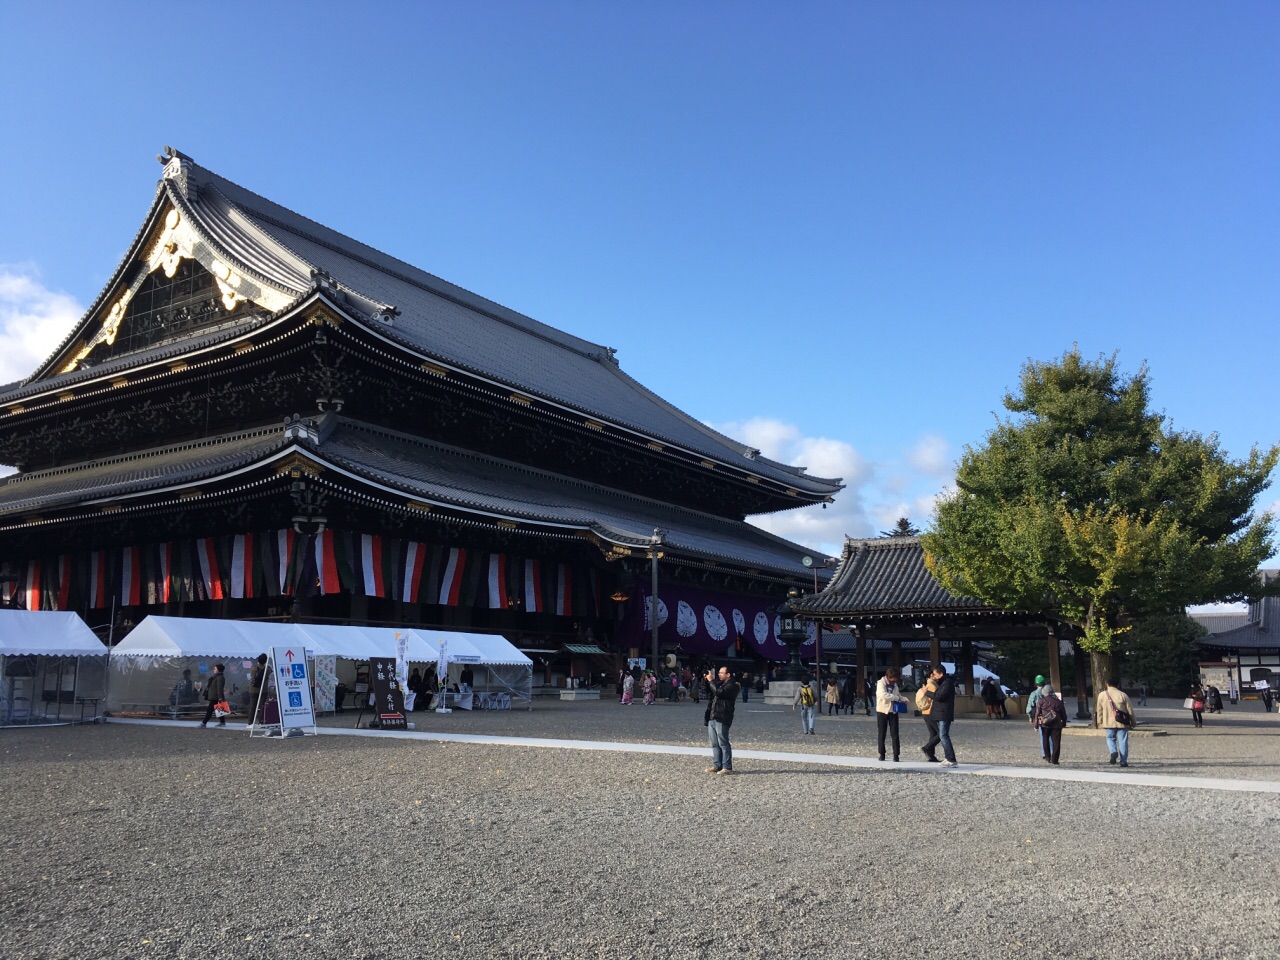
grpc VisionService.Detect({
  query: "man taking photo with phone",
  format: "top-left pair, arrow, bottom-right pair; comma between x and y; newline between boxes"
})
704,666 -> 740,775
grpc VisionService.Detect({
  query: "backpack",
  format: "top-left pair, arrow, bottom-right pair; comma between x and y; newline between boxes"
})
914,685 -> 932,714
1036,692 -> 1067,728
799,684 -> 815,707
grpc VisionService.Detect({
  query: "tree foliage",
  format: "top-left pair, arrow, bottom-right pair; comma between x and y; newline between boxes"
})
881,517 -> 921,538
1121,613 -> 1206,695
922,349 -> 1277,673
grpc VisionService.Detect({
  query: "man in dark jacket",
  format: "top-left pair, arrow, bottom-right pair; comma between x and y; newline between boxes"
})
923,665 -> 958,766
704,666 -> 739,775
200,663 -> 226,728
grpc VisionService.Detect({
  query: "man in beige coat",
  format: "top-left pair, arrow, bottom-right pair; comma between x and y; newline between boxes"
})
1095,677 -> 1135,768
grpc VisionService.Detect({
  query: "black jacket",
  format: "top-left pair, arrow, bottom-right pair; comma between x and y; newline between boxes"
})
925,675 -> 955,722
707,678 -> 739,726
205,672 -> 226,702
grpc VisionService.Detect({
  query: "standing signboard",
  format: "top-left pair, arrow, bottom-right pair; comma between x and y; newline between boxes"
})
271,645 -> 317,736
369,656 -> 408,730
313,655 -> 337,714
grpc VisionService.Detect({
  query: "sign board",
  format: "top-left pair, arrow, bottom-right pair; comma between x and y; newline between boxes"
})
271,645 -> 316,733
313,655 -> 337,713
1257,680 -> 1272,691
370,656 -> 407,730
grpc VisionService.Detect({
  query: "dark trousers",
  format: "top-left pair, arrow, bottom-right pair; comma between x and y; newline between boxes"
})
1039,724 -> 1062,763
876,712 -> 900,759
827,702 -> 837,715
921,716 -> 940,759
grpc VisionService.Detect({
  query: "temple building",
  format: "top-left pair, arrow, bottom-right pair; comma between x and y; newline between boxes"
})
0,149 -> 841,661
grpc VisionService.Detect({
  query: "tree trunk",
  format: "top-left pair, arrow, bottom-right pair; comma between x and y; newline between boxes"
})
1088,649 -> 1114,726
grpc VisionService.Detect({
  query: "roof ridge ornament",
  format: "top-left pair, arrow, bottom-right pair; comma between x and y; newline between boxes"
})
283,413 -> 321,443
157,146 -> 196,200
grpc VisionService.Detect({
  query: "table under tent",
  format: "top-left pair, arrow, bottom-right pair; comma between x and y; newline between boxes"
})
0,610 -> 109,726
106,616 -> 533,718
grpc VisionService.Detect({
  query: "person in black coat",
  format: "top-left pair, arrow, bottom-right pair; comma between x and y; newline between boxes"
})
703,667 -> 739,774
200,663 -> 227,728
923,665 -> 958,765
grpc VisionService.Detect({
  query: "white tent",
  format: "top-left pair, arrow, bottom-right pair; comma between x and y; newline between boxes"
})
0,610 -> 108,725
107,616 -> 533,716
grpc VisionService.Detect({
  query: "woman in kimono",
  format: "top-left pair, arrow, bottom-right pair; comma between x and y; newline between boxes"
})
642,671 -> 657,705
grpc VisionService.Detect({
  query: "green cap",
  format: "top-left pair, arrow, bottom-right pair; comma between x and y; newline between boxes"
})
1034,675 -> 1045,684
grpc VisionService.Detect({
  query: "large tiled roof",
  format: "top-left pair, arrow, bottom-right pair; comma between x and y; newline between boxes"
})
321,419 -> 817,575
1198,598 -> 1280,651
0,415 -> 818,577
789,536 -> 994,617
182,159 -> 839,497
0,427 -> 284,516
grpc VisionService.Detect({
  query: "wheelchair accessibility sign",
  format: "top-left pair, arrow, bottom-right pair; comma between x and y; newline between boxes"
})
271,646 -> 316,734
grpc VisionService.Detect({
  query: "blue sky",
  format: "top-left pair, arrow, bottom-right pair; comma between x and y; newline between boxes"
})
1,1 -> 1277,559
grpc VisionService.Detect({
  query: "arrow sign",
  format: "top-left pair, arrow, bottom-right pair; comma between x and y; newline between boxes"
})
285,650 -> 295,662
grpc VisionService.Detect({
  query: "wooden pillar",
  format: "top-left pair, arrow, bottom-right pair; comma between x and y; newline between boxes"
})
1046,624 -> 1063,695
891,638 -> 903,673
855,627 -> 867,694
1071,636 -> 1091,721
927,627 -> 941,670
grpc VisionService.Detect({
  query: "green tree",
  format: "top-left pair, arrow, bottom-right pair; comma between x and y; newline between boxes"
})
881,517 -> 921,538
922,349 -> 1277,695
1122,613 -> 1205,696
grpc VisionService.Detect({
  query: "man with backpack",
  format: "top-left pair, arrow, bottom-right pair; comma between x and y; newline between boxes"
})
1032,684 -> 1068,764
793,672 -> 818,735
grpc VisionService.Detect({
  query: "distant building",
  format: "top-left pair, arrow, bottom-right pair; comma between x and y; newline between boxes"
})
1196,570 -> 1280,693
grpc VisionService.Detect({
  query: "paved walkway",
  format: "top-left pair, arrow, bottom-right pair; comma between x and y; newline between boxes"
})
108,717 -> 1280,794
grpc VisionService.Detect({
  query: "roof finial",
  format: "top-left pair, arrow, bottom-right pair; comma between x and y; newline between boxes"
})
158,146 -> 195,199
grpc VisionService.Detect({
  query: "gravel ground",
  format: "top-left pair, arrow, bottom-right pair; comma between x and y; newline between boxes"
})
2,697 -> 1278,960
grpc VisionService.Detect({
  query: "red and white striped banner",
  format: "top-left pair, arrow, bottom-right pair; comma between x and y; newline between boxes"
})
402,541 -> 425,603
487,553 -> 508,609
555,563 -> 572,616
120,547 -> 142,606
523,559 -> 542,613
277,529 -> 294,594
440,547 -> 466,606
89,551 -> 107,609
360,534 -> 385,598
25,559 -> 41,611
315,529 -> 340,595
196,537 -> 224,601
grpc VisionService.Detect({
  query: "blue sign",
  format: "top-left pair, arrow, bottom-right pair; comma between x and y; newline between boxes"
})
288,691 -> 303,708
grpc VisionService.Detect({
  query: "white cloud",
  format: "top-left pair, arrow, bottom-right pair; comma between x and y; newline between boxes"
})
719,417 -> 955,556
0,264 -> 82,387
907,434 -> 952,477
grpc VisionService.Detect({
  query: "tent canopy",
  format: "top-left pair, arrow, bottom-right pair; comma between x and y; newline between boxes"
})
112,616 -> 530,666
0,611 -> 108,657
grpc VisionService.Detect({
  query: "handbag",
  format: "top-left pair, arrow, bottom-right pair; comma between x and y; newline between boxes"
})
891,700 -> 908,714
1105,691 -> 1135,728
1191,699 -> 1205,711
213,699 -> 231,718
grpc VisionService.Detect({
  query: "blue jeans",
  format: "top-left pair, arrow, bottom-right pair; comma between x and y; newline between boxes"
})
935,719 -> 956,762
1106,727 -> 1129,765
708,719 -> 732,771
799,705 -> 816,733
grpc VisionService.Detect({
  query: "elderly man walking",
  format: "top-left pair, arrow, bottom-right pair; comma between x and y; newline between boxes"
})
1096,677 -> 1136,768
